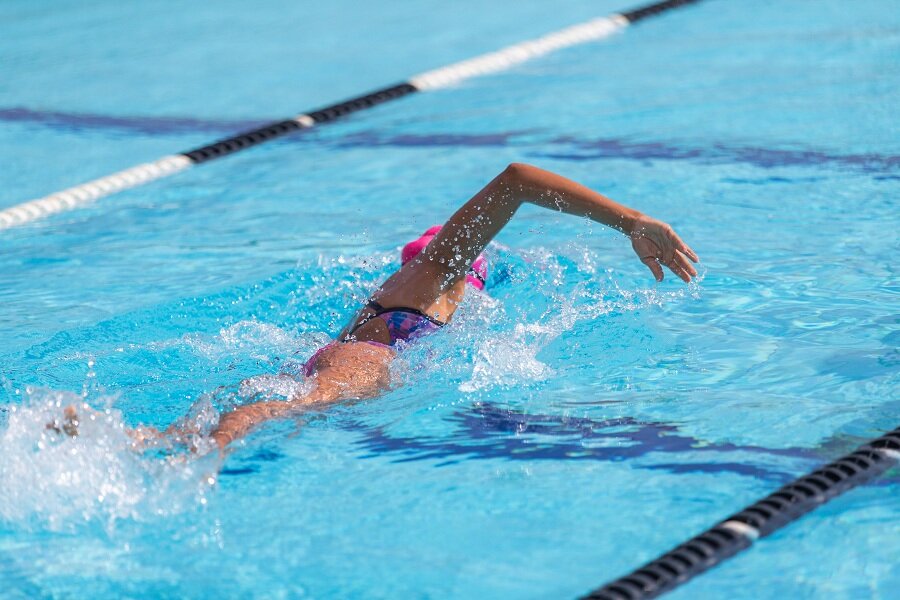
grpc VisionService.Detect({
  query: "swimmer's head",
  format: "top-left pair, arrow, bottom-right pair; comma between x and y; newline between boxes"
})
401,225 -> 488,290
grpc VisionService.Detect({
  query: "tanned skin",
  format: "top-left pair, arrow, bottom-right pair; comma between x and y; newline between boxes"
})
52,164 -> 698,452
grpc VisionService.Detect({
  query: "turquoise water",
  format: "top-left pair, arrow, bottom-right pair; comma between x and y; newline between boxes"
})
1,0 -> 898,597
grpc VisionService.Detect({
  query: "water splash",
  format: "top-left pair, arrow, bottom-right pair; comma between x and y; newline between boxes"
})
177,319 -> 309,362
238,373 -> 314,403
0,388 -> 219,532
0,241 -> 703,532
391,244 -> 704,394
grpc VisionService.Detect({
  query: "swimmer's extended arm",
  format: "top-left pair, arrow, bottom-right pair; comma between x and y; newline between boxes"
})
400,163 -> 698,295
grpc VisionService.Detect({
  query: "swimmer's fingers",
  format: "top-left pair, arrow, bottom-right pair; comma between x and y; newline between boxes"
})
640,256 -> 665,282
671,250 -> 697,281
632,235 -> 664,281
665,259 -> 692,283
667,228 -> 699,263
663,251 -> 696,283
632,227 -> 696,284
641,217 -> 697,264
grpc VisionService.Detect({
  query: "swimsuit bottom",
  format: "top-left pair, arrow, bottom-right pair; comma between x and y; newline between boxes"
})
303,300 -> 447,376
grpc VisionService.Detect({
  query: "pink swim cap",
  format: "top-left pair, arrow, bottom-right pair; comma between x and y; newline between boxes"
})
401,225 -> 488,290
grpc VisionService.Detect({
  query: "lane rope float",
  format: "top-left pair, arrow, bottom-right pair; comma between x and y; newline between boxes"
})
0,0 -> 702,231
581,425 -> 900,600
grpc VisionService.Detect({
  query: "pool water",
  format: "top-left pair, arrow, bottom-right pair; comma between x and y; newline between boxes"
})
1,0 -> 898,597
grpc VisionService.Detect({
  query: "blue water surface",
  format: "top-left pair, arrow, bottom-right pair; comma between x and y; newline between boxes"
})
1,0 -> 898,598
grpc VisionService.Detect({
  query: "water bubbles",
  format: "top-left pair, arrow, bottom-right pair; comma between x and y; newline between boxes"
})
81,356 -> 100,399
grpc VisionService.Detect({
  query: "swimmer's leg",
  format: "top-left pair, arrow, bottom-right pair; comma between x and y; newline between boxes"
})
210,396 -> 324,449
211,341 -> 396,449
47,342 -> 395,452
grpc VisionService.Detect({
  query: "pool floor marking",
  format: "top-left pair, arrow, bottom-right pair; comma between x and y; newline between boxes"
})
581,425 -> 900,600
0,0 -> 702,230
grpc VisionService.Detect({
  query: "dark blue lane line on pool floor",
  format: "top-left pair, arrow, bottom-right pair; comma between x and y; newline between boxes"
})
0,106 -> 267,135
533,137 -> 900,174
4,106 -> 898,174
341,403 -> 900,484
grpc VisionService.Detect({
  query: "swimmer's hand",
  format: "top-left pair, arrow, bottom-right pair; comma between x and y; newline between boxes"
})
630,215 -> 699,283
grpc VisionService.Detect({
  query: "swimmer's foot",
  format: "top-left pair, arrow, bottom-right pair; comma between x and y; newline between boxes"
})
45,405 -> 81,437
44,406 -> 177,454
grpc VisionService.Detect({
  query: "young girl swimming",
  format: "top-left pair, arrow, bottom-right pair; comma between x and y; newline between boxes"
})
51,163 -> 698,451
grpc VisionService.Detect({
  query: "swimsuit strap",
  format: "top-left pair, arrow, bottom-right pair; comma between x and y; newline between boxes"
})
365,300 -> 446,327
343,299 -> 446,343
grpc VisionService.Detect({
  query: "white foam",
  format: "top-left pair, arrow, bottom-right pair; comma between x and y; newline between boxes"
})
180,319 -> 302,362
238,373 -> 314,402
451,245 -> 703,393
0,389 -> 218,532
460,332 -> 555,393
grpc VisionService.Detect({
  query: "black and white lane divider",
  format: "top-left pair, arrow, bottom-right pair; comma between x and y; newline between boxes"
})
0,0 -> 702,230
582,425 -> 900,600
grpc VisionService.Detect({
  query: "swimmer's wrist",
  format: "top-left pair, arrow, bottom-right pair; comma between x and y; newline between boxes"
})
618,209 -> 644,235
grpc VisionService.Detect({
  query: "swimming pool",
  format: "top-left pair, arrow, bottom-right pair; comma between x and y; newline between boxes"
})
1,0 -> 898,597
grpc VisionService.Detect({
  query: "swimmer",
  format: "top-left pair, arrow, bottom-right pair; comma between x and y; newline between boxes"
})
50,163 -> 698,451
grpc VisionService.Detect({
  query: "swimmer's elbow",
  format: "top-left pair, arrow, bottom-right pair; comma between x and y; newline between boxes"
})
498,163 -> 545,201
500,162 -> 537,184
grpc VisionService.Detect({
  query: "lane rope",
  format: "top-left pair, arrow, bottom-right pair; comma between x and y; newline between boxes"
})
581,425 -> 900,600
0,0 -> 702,231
